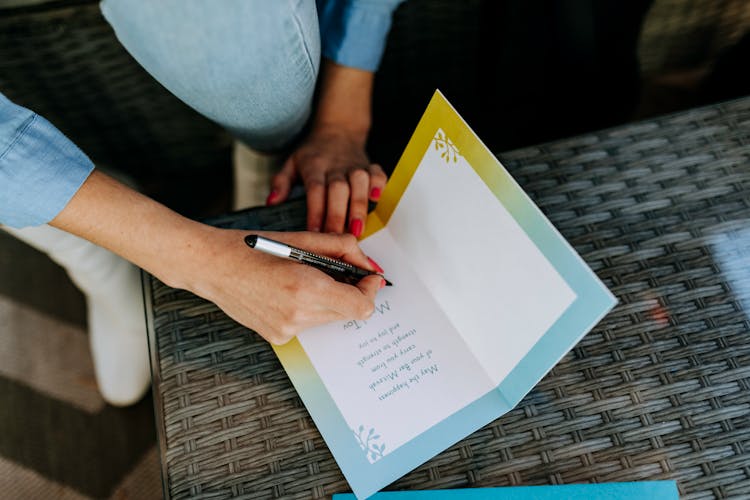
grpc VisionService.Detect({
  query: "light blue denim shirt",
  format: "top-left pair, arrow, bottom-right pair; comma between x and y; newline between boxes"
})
0,0 -> 405,228
318,0 -> 406,71
0,93 -> 94,228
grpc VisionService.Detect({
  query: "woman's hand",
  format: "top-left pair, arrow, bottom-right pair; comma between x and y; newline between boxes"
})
184,228 -> 385,344
51,170 -> 385,346
266,59 -> 387,236
268,125 -> 386,235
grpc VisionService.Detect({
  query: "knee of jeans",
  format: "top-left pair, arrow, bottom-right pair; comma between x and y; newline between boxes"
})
204,57 -> 318,151
101,0 -> 320,150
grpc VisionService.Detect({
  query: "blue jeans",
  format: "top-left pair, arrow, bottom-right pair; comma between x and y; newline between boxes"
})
100,0 -> 320,151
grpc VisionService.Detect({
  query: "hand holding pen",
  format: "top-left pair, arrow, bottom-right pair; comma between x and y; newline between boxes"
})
245,234 -> 392,287
190,229 -> 386,346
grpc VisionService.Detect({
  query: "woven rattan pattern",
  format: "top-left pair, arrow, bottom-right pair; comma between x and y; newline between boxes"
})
146,97 -> 750,499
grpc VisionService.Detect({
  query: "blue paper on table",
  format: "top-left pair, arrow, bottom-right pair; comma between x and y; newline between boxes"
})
333,481 -> 679,500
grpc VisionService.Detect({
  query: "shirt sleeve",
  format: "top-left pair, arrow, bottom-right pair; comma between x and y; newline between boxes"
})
317,0 -> 407,72
0,92 -> 94,228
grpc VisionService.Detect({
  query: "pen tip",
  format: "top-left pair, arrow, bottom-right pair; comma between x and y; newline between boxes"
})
244,235 -> 257,248
385,279 -> 393,286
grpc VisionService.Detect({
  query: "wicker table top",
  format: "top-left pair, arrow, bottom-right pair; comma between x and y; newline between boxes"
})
144,97 -> 750,499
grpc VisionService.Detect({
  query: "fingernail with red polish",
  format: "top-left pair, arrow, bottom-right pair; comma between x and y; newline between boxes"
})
367,257 -> 384,274
370,187 -> 382,200
350,218 -> 364,238
265,190 -> 279,206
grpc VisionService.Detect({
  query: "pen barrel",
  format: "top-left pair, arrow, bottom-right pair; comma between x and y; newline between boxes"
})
292,249 -> 371,284
250,236 -> 292,258
246,235 -> 378,285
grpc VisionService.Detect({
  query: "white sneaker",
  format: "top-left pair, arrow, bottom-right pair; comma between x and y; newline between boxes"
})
2,224 -> 151,406
86,258 -> 150,407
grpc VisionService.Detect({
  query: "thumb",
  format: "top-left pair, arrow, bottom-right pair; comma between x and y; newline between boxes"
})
268,156 -> 297,205
355,273 -> 386,305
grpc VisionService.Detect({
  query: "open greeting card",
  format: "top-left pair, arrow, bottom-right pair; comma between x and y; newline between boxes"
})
273,91 -> 616,499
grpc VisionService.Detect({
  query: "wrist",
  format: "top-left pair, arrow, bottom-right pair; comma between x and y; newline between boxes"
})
313,59 -> 373,144
156,222 -> 223,294
309,120 -> 369,148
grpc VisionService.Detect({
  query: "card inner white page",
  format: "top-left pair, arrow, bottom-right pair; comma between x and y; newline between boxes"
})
386,128 -> 577,385
296,229 -> 495,462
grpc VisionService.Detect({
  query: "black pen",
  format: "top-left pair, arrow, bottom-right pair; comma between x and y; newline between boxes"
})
244,235 -> 393,286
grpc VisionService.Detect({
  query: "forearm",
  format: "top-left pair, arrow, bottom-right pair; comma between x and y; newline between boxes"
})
48,169 -> 382,345
49,170 -> 212,293
313,59 -> 374,143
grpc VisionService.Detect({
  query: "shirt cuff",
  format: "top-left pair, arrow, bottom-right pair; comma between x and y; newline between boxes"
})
0,97 -> 94,228
318,0 -> 404,71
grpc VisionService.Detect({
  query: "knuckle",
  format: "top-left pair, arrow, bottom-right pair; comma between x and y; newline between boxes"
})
305,178 -> 325,191
350,192 -> 368,206
372,170 -> 388,183
348,168 -> 369,183
327,177 -> 349,191
340,233 -> 358,248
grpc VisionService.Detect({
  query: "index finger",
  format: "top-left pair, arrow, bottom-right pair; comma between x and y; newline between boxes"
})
321,232 -> 374,270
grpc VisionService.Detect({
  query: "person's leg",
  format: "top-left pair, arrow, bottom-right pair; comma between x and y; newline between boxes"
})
2,224 -> 150,407
100,0 -> 321,152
